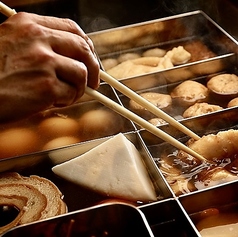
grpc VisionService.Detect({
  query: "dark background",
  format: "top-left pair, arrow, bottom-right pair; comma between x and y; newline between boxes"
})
2,0 -> 238,39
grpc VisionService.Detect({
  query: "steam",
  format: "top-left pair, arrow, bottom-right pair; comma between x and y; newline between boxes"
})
81,16 -> 116,33
159,0 -> 200,14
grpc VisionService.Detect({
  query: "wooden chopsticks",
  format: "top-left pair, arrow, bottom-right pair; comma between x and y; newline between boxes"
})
0,1 -> 16,16
0,2 -> 207,162
100,70 -> 200,140
86,86 -> 206,162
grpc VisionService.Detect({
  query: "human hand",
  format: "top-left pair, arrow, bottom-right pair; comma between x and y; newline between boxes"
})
0,12 -> 100,122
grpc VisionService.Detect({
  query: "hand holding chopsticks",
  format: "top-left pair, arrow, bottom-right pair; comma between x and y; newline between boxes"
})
0,2 -> 207,162
0,2 -> 100,123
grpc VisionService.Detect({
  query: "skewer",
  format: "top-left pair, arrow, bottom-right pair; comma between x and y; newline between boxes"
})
0,2 -> 207,162
85,87 -> 206,162
100,70 -> 200,140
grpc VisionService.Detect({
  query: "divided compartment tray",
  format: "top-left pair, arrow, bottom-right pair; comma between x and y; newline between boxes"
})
1,10 -> 238,237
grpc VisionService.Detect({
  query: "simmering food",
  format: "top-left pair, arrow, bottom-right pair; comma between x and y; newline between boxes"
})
0,172 -> 66,234
155,129 -> 238,195
53,133 -> 157,203
106,46 -> 191,79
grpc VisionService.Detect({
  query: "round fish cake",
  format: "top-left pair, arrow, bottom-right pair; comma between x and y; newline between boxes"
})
227,97 -> 238,108
183,102 -> 223,118
171,80 -> 209,108
207,74 -> 238,97
129,92 -> 172,120
148,117 -> 167,126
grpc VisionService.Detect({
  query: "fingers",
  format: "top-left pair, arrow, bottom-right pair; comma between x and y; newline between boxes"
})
11,12 -> 95,52
47,29 -> 100,89
11,12 -> 86,38
8,12 -> 100,103
52,81 -> 78,107
30,14 -> 88,40
40,17 -> 96,54
16,12 -> 100,89
54,55 -> 88,104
